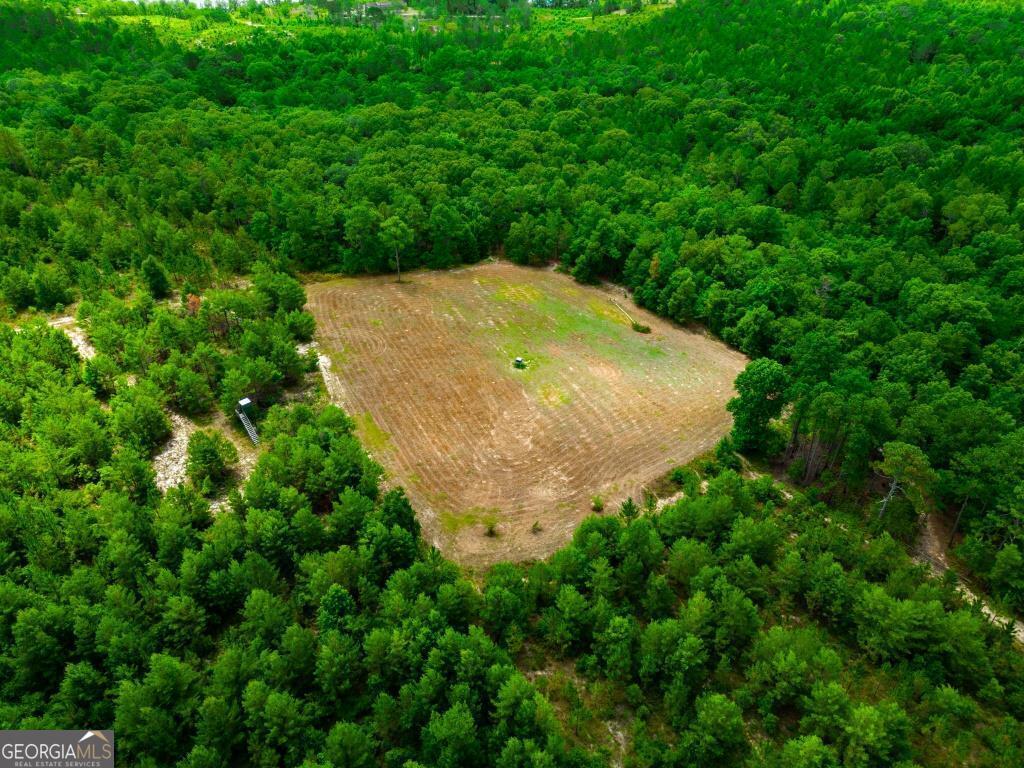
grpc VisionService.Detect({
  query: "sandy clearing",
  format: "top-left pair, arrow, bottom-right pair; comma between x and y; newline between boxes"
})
47,315 -> 96,360
154,413 -> 199,493
914,511 -> 1024,644
153,409 -> 261,511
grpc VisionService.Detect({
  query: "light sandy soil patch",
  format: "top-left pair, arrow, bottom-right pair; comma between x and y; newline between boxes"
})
299,340 -> 349,404
154,413 -> 199,493
153,410 -> 261,508
47,315 -> 95,360
36,312 -> 262,507
915,511 -> 1024,644
207,411 -> 261,514
212,410 -> 261,483
307,262 -> 747,566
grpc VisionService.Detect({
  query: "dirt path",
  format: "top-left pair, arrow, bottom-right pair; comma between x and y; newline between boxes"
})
915,511 -> 1024,644
39,312 -> 263,508
153,413 -> 199,492
656,489 -> 686,511
521,657 -> 629,766
298,340 -> 352,407
738,456 -> 793,500
734,460 -> 1021,644
737,457 -> 1023,644
211,410 -> 260,481
47,315 -> 96,360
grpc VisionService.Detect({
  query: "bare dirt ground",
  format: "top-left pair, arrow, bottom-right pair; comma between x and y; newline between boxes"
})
153,413 -> 199,493
47,315 -> 96,359
299,340 -> 348,403
914,511 -> 1024,644
153,410 -> 260,510
306,262 -> 747,566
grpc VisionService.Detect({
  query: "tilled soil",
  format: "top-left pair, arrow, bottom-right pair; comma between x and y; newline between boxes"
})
307,262 -> 747,566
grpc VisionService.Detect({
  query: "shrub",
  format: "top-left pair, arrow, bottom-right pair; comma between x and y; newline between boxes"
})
83,354 -> 121,398
253,264 -> 306,313
175,370 -> 215,416
186,430 -> 239,495
1,267 -> 34,310
110,381 -> 172,455
140,257 -> 171,299
715,436 -> 743,472
989,543 -> 1024,613
32,263 -> 71,309
284,310 -> 316,342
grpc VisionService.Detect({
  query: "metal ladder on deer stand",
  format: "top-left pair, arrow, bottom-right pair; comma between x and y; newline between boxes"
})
235,407 -> 260,446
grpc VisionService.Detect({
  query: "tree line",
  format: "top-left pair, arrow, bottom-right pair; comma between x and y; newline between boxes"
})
2,2 -> 1021,586
2,1 -> 1024,762
3,291 -> 1024,764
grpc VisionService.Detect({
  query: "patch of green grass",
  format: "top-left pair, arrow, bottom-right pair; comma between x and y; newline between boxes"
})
354,412 -> 391,453
537,382 -> 572,407
327,346 -> 348,366
493,283 -> 543,304
642,343 -> 667,359
424,488 -> 452,510
440,506 -> 500,534
112,14 -> 256,47
479,287 -> 672,375
529,4 -> 673,37
587,298 -> 631,327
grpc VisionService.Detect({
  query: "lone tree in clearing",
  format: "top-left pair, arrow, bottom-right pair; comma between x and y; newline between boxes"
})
380,215 -> 413,283
187,429 -> 239,496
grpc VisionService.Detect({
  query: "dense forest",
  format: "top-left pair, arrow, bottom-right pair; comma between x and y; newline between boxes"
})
2,0 -> 1024,765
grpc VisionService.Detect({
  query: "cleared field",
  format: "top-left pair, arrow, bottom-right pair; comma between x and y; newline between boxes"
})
306,262 -> 747,566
